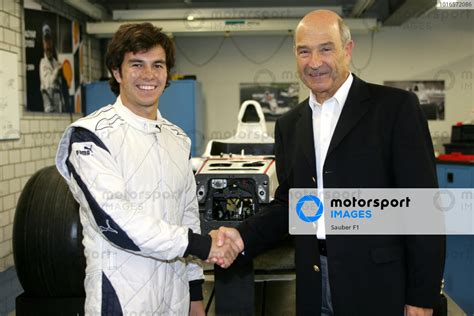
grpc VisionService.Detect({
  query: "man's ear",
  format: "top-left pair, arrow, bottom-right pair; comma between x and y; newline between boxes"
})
112,68 -> 122,83
345,40 -> 354,59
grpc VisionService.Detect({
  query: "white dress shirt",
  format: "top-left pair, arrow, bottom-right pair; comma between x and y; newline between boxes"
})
309,73 -> 353,239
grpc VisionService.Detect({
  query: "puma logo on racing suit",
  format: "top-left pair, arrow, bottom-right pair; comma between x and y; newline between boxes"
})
76,145 -> 93,156
99,219 -> 118,234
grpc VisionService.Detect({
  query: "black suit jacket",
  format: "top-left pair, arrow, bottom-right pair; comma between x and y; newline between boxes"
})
238,76 -> 445,316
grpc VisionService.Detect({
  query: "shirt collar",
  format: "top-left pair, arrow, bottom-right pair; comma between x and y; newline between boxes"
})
309,72 -> 354,111
114,96 -> 163,134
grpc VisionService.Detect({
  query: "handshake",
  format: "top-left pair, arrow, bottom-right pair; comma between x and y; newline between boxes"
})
206,227 -> 244,268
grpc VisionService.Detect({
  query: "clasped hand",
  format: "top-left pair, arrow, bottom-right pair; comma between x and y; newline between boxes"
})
207,227 -> 244,268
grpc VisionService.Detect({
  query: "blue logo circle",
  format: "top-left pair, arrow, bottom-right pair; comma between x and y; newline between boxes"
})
296,195 -> 324,222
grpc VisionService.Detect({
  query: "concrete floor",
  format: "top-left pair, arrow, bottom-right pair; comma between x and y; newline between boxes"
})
202,277 -> 468,316
6,283 -> 467,316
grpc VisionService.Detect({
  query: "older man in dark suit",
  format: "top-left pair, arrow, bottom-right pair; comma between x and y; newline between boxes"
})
210,10 -> 445,316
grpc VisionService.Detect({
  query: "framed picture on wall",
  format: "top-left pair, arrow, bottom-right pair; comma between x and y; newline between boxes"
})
24,8 -> 82,113
239,82 -> 299,121
384,80 -> 445,120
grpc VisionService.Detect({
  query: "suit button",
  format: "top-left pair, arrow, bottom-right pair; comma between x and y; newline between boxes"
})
313,265 -> 320,272
312,177 -> 316,183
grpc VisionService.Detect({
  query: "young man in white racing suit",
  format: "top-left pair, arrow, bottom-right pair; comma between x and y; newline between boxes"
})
40,23 -> 65,113
56,23 -> 239,315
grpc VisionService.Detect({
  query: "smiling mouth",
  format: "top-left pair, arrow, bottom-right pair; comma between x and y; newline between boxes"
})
309,72 -> 328,78
137,85 -> 157,91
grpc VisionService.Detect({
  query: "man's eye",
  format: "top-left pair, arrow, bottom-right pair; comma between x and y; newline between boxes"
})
298,50 -> 309,56
155,64 -> 164,69
131,63 -> 142,68
321,47 -> 332,52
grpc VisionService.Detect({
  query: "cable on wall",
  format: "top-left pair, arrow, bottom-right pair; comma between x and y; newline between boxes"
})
174,32 -> 293,67
174,36 -> 227,67
350,28 -> 376,76
229,34 -> 291,65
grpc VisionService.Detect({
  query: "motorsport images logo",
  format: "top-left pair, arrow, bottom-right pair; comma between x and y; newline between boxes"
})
288,188 -> 473,235
290,189 -> 413,235
294,192 -> 403,224
295,195 -> 324,222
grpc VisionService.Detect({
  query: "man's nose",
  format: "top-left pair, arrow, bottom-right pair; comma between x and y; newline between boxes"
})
308,52 -> 323,69
141,65 -> 155,79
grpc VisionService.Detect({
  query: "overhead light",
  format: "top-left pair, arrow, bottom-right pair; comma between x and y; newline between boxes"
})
87,18 -> 377,37
88,5 -> 378,37
113,6 -> 342,21
64,0 -> 110,21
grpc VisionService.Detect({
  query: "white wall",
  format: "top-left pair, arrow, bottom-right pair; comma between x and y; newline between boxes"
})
174,10 -> 473,155
0,0 -> 102,272
351,9 -> 473,152
174,35 -> 297,151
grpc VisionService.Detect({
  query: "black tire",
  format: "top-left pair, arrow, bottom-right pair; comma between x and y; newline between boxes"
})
13,166 -> 85,297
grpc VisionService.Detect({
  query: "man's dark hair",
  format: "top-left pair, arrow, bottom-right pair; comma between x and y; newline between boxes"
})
105,23 -> 175,96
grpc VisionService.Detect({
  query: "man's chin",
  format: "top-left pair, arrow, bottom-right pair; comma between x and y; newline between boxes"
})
129,100 -> 156,109
139,102 -> 158,108
305,76 -> 329,86
309,83 -> 331,94
137,96 -> 161,107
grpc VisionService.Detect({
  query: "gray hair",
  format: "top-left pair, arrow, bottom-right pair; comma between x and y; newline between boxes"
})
338,18 -> 352,46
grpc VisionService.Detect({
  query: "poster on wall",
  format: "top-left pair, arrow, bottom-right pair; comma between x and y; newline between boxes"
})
240,82 -> 299,121
72,19 -> 83,113
0,50 -> 20,140
24,8 -> 82,113
384,80 -> 445,120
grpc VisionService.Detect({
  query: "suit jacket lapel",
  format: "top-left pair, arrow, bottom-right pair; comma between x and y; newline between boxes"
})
327,75 -> 371,157
296,101 -> 317,178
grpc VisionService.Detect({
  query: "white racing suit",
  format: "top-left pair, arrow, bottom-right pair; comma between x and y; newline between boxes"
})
40,55 -> 65,113
56,97 -> 207,315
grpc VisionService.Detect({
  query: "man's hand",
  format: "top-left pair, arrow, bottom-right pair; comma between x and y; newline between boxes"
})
216,226 -> 244,251
207,230 -> 240,268
189,300 -> 205,316
405,305 -> 433,316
